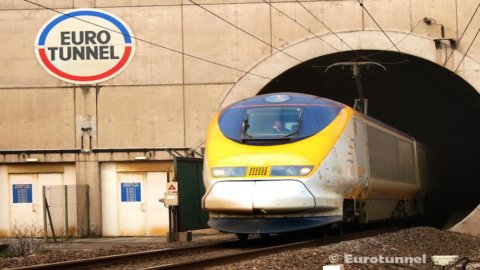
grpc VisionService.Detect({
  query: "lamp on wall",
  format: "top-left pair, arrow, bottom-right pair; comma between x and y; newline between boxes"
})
133,156 -> 148,160
25,158 -> 39,162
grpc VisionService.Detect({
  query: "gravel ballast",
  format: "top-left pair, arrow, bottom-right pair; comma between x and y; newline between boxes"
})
1,227 -> 479,269
208,227 -> 480,270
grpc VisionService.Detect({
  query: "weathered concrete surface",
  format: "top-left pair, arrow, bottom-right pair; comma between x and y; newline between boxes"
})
97,85 -> 185,148
0,88 -> 74,149
449,205 -> 480,237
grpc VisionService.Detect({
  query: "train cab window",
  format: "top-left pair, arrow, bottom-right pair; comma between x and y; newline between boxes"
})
243,107 -> 302,138
218,95 -> 344,145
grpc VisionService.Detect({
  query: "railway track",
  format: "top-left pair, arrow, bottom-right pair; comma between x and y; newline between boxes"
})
10,227 -> 400,270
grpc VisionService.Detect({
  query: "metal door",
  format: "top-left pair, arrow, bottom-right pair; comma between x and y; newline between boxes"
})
9,174 -> 37,229
145,172 -> 168,236
118,173 -> 146,236
9,173 -> 62,235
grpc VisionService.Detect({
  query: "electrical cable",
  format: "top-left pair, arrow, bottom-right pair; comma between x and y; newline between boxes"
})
454,25 -> 480,73
190,0 -> 361,111
189,0 -> 310,65
356,0 -> 410,63
293,0 -> 360,55
293,0 -> 412,65
443,3 -> 480,68
347,18 -> 423,64
260,0 -> 345,58
294,0 -> 418,65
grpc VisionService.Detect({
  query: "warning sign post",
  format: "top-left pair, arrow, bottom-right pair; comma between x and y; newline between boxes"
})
164,181 -> 179,243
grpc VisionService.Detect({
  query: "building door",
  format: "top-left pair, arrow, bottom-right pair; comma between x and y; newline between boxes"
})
9,174 -> 37,228
145,172 -> 168,236
9,173 -> 63,235
117,172 -> 169,236
118,173 -> 146,236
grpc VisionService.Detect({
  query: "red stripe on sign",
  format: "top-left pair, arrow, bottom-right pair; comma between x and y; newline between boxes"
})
39,47 -> 132,82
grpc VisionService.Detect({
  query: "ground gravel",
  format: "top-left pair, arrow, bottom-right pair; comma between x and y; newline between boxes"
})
1,227 -> 479,269
0,236 -> 233,269
207,227 -> 480,270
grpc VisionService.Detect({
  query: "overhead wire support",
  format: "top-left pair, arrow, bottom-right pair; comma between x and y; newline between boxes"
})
24,0 -> 273,81
326,62 -> 386,115
356,0 -> 410,63
443,2 -> 480,68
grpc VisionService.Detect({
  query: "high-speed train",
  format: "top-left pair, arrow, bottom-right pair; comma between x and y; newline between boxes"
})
202,93 -> 428,236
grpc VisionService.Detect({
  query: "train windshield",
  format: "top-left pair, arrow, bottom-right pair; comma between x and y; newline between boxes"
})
243,107 -> 302,139
219,102 -> 343,145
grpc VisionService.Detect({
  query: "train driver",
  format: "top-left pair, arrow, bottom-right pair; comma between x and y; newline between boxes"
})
273,120 -> 286,133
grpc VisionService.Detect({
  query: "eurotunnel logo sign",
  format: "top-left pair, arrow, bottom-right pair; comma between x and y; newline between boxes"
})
34,9 -> 135,85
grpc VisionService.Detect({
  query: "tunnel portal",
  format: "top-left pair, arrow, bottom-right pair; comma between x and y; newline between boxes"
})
259,50 -> 480,226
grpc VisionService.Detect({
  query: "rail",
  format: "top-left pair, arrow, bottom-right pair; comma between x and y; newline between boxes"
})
10,227 -> 400,270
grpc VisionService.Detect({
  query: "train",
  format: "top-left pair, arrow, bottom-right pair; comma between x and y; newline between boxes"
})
202,93 -> 428,237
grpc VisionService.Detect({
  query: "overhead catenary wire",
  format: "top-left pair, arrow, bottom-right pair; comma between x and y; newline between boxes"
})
293,0 -> 412,65
189,0 -> 356,112
188,0 -> 311,66
347,18 -> 424,64
260,0 -> 346,58
187,0 -> 327,112
281,0 -> 417,65
312,58 -> 411,68
443,2 -> 480,68
356,0 -> 410,63
24,0 -> 273,81
293,0 -> 360,54
454,25 -> 480,73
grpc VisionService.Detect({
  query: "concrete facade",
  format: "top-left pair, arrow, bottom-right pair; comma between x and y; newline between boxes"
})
1,0 -> 480,236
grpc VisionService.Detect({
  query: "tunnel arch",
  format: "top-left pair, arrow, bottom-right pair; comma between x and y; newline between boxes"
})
221,30 -> 480,229
222,30 -> 480,107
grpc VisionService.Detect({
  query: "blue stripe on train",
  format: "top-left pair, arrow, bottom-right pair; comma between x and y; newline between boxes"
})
208,216 -> 343,234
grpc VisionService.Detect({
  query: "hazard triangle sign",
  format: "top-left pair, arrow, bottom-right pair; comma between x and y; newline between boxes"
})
167,182 -> 178,193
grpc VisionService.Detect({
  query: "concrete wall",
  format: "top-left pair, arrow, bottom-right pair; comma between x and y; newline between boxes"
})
1,0 -> 480,149
450,205 -> 480,236
1,0 -> 480,234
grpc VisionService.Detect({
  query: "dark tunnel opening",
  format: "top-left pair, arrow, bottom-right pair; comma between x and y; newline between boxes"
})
259,50 -> 480,227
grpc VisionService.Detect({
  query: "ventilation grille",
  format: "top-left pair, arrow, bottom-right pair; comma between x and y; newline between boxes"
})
247,166 -> 269,176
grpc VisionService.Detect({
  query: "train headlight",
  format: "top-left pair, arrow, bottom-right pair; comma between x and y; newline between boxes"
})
270,166 -> 314,176
211,167 -> 247,178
